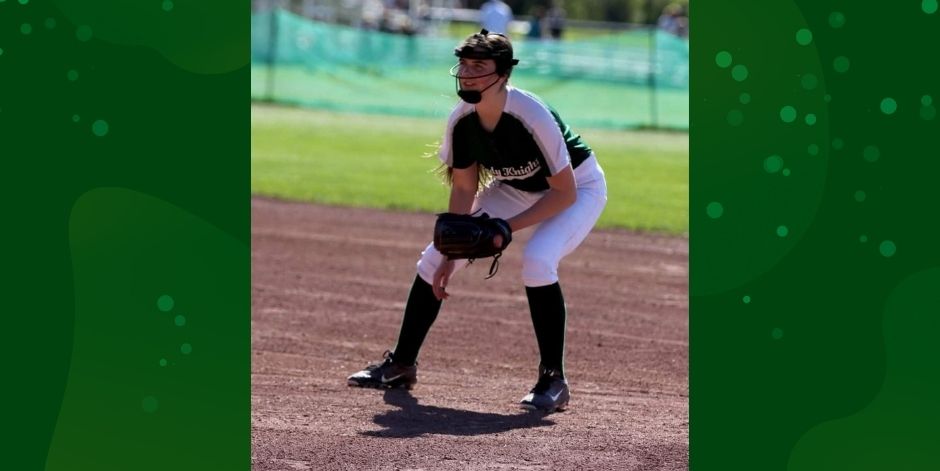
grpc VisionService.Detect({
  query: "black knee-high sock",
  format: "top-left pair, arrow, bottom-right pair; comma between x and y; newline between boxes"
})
392,275 -> 443,365
525,282 -> 567,377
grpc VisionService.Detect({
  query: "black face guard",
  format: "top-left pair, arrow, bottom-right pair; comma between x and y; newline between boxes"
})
449,64 -> 502,104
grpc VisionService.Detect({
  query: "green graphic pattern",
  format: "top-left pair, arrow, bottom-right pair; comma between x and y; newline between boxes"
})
788,268 -> 940,468
46,188 -> 245,470
0,1 -> 247,469
694,1 -> 940,469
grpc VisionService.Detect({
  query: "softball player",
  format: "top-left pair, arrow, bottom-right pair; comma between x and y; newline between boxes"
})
348,29 -> 607,413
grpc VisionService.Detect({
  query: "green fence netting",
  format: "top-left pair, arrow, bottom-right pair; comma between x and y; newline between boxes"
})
251,9 -> 688,130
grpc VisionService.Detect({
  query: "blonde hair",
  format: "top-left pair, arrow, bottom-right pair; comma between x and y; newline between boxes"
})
436,164 -> 493,192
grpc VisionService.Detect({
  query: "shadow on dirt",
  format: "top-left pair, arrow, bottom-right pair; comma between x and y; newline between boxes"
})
360,389 -> 556,438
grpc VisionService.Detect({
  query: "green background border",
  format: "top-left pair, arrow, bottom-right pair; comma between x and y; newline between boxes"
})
692,1 -> 940,469
1,1 -> 248,469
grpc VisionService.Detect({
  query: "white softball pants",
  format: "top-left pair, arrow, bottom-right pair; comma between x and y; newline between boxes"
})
416,154 -> 608,287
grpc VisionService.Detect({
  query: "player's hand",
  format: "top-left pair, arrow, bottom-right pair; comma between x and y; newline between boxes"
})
432,259 -> 456,301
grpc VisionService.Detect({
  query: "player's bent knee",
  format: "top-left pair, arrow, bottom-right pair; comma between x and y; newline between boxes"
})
521,254 -> 559,287
416,244 -> 443,285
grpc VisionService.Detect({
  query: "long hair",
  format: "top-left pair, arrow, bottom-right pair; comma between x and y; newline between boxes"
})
425,141 -> 492,191
434,162 -> 493,192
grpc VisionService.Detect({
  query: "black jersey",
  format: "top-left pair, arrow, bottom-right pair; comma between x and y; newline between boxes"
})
439,87 -> 593,193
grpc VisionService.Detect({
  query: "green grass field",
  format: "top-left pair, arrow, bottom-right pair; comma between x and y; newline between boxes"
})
251,104 -> 687,234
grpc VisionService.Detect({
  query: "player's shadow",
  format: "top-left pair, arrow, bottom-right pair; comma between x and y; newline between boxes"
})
360,388 -> 555,438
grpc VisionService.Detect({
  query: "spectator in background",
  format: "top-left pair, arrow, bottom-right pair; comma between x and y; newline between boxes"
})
479,0 -> 513,35
658,3 -> 689,38
546,1 -> 565,40
675,5 -> 689,38
527,5 -> 545,40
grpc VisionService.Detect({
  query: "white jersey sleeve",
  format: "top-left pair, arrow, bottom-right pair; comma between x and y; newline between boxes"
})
505,89 -> 571,175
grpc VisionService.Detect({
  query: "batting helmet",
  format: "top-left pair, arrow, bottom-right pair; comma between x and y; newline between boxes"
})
453,29 -> 520,76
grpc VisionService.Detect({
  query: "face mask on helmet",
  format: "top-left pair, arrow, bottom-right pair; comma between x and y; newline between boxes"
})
450,63 -> 502,104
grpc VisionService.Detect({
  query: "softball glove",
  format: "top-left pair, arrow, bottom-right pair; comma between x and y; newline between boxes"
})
433,212 -> 512,278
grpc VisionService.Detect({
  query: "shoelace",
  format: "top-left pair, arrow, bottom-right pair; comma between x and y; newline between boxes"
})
364,350 -> 395,372
364,350 -> 416,373
531,369 -> 562,394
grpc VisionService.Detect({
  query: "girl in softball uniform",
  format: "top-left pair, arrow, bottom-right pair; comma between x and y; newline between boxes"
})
348,29 -> 607,412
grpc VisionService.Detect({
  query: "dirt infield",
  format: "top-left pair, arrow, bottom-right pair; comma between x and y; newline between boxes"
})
251,197 -> 688,470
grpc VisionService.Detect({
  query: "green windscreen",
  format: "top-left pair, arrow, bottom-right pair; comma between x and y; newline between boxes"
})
251,9 -> 688,130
